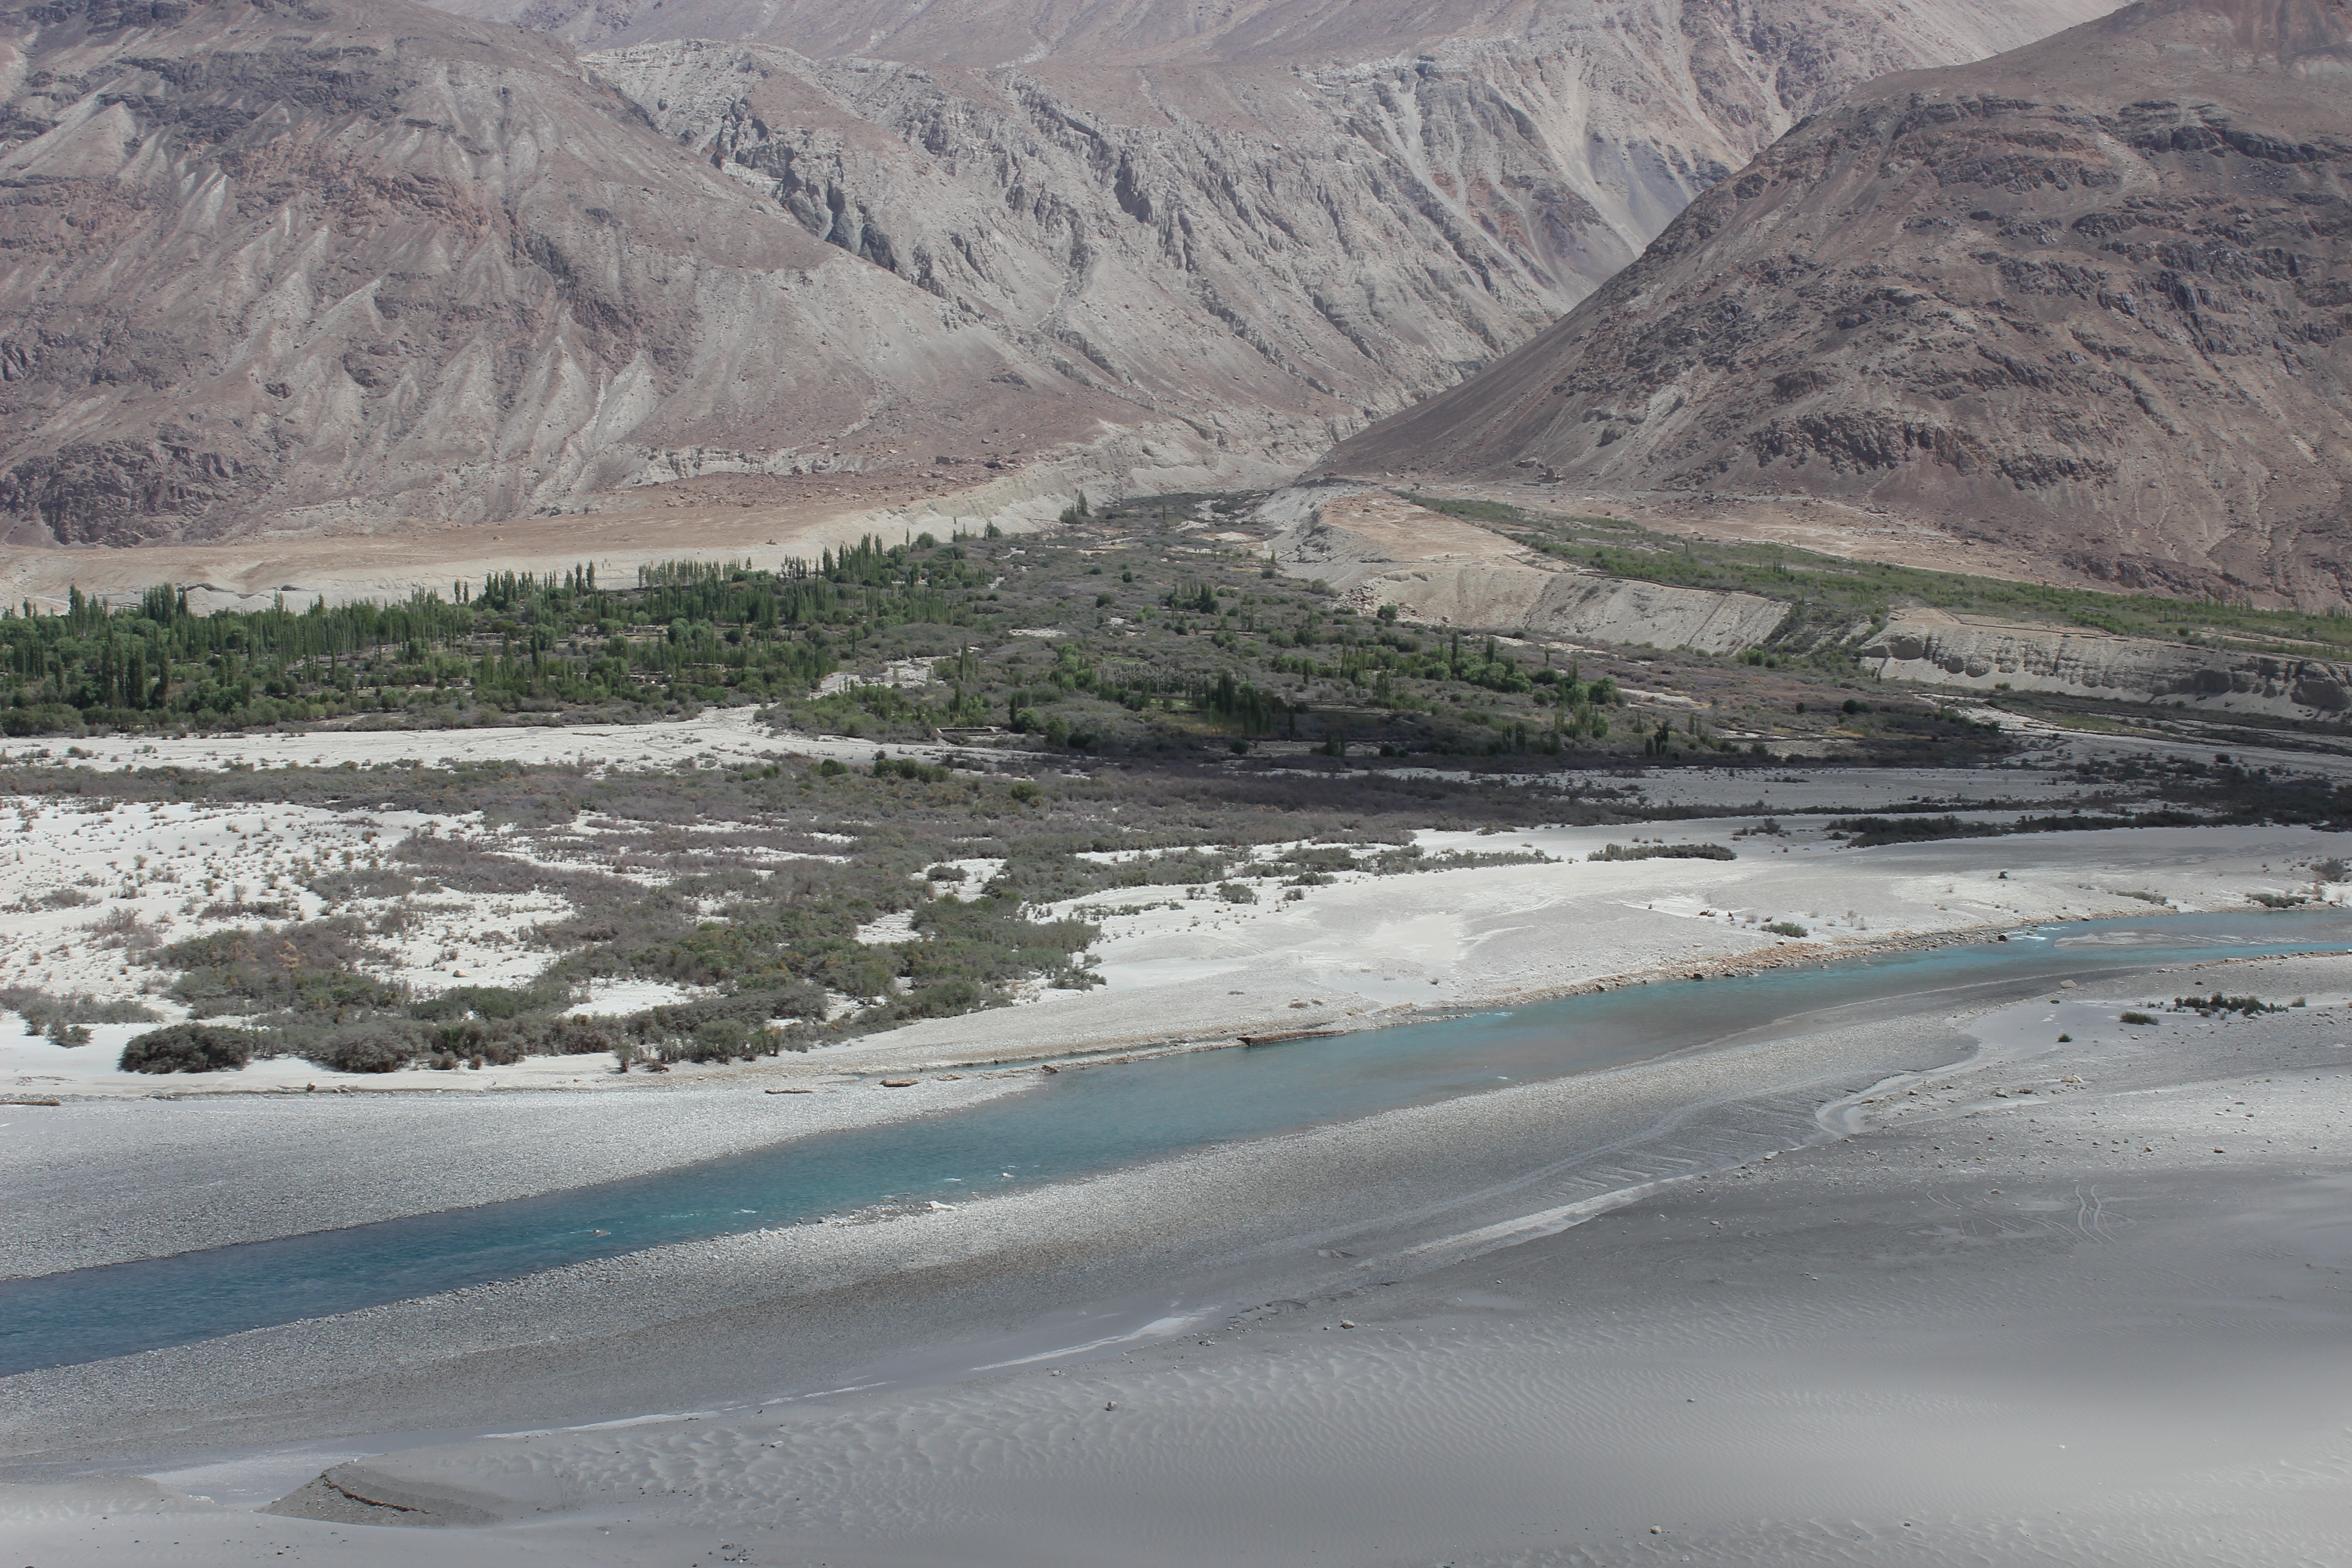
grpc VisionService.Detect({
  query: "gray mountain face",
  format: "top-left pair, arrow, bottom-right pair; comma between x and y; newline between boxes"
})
0,0 -> 1170,547
1324,0 -> 2352,607
0,0 -> 2101,546
496,0 -> 2113,421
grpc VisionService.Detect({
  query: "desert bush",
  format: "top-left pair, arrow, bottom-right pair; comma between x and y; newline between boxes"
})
307,867 -> 420,902
2119,1010 -> 2159,1025
120,1024 -> 264,1073
1762,920 -> 1809,937
411,982 -> 568,1022
875,755 -> 952,784
161,919 -> 397,1017
310,1022 -> 422,1073
1588,842 -> 1735,862
81,906 -> 154,945
0,986 -> 162,1030
2173,992 -> 2281,1016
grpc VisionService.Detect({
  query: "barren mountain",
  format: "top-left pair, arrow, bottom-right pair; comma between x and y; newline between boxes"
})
0,0 -> 2102,550
478,0 -> 2111,427
0,0 -> 1169,547
1323,0 -> 2352,608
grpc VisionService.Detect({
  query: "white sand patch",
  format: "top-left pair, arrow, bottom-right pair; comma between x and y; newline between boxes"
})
829,821 -> 2352,1066
0,797 -> 610,1093
568,980 -> 703,1017
853,911 -> 918,946
921,856 -> 1004,887
0,707 -> 784,774
0,798 -> 425,1004
0,707 -> 1030,779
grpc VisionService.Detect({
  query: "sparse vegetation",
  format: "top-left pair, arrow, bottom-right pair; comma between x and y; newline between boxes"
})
2172,993 -> 2283,1016
0,986 -> 162,1032
1761,920 -> 1809,938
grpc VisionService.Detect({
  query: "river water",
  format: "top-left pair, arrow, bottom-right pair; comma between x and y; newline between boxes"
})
5,908 -> 2347,1376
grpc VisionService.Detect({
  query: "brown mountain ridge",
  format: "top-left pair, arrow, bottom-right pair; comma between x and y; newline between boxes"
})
0,0 -> 2103,552
1323,0 -> 2352,608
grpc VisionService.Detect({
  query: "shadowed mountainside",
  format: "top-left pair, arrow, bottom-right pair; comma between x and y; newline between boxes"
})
1323,0 -> 2352,608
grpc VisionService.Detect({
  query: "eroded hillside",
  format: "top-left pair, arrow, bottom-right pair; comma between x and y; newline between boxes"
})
0,0 -> 2107,550
1323,0 -> 2352,608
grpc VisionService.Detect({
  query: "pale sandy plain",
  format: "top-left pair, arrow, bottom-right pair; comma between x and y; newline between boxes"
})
4,712 -> 2351,1565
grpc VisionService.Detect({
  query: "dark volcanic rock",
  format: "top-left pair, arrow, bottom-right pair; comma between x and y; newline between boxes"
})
1323,0 -> 2352,608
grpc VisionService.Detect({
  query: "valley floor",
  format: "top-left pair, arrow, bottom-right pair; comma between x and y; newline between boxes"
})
3,727 -> 2349,1565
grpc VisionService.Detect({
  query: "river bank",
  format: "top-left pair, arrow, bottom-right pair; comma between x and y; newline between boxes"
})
5,950 -> 2347,1564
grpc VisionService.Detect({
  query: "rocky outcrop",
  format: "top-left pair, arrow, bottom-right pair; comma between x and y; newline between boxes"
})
1861,610 -> 2352,719
1322,0 -> 2352,611
471,0 -> 2108,437
1267,486 -> 1786,653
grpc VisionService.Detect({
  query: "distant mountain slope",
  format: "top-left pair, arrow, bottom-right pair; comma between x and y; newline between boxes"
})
1321,0 -> 2352,608
451,0 -> 2112,442
0,0 -> 2105,548
0,0 -> 1142,546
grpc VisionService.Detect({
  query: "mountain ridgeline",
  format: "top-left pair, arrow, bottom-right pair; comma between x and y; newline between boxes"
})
1323,0 -> 2352,608
0,0 -> 2101,546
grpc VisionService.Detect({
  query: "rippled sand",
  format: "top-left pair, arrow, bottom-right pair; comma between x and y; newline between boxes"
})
8,951 -> 2349,1565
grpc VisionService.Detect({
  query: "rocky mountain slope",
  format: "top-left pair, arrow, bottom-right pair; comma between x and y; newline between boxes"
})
0,0 -> 1171,547
486,0 -> 2110,427
0,0 -> 2102,549
1322,0 -> 2352,609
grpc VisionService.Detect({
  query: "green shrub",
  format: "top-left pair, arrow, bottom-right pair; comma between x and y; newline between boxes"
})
1588,842 -> 1735,862
2119,1011 -> 2159,1025
875,755 -> 951,783
312,1022 -> 421,1073
2173,992 -> 2281,1016
0,704 -> 82,737
1218,881 -> 1258,904
1762,920 -> 1809,938
120,1024 -> 263,1073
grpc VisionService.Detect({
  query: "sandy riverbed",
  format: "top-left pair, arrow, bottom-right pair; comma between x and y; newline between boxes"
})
5,950 -> 2347,1565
